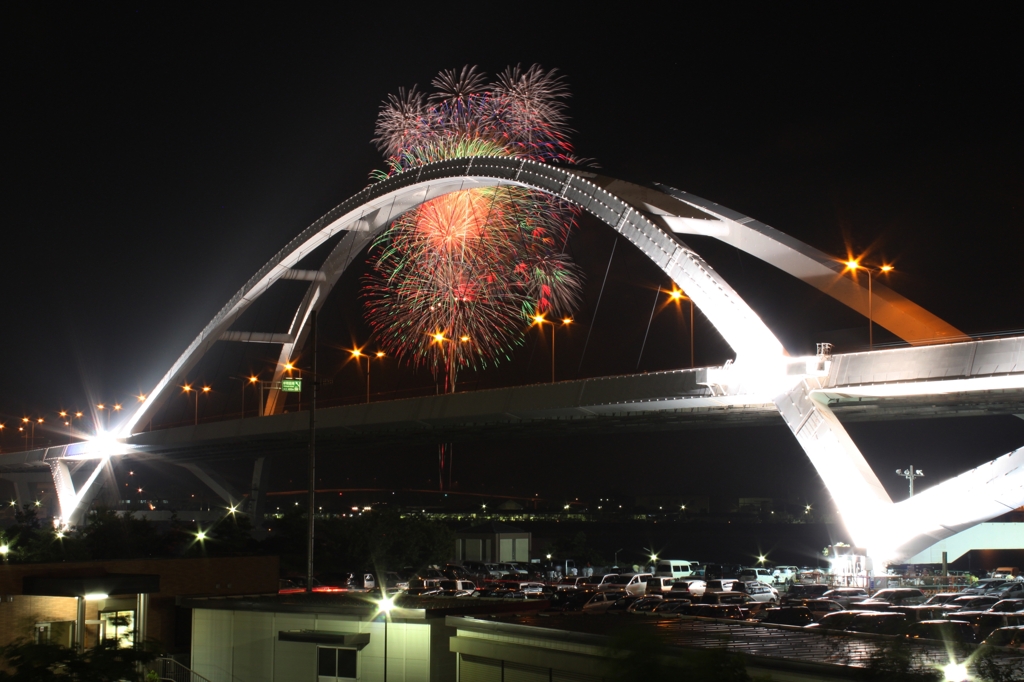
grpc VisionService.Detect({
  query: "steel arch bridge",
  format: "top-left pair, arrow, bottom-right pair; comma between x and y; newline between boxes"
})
24,158 -> 1024,563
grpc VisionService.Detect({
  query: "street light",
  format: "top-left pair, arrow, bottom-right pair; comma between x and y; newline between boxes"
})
531,315 -> 572,383
897,465 -> 924,497
668,288 -> 696,368
843,260 -> 894,351
351,349 -> 386,403
181,385 -> 206,426
377,596 -> 395,682
21,417 -> 43,449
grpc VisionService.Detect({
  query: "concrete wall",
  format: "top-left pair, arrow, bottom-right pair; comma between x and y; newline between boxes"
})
191,608 -> 452,682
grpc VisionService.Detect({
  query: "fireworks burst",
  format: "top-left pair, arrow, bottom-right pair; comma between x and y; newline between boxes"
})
364,65 -> 585,387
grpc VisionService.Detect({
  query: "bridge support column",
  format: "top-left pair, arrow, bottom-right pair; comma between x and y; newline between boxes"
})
773,377 -> 893,551
249,457 -> 270,521
49,459 -> 112,527
175,463 -> 242,508
0,473 -> 51,508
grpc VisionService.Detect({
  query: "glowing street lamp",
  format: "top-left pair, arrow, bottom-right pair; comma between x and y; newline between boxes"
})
377,596 -> 396,681
668,288 -> 696,368
843,260 -> 894,351
942,660 -> 968,682
21,417 -> 43,449
532,315 -> 573,383
182,385 -> 207,425
351,349 -> 386,403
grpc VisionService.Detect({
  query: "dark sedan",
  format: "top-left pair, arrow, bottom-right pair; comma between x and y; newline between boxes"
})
905,620 -> 975,644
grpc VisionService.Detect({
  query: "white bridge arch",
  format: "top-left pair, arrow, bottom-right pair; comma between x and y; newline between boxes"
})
101,157 -> 1022,562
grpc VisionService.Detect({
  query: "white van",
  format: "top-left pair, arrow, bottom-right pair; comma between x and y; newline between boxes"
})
654,560 -> 695,579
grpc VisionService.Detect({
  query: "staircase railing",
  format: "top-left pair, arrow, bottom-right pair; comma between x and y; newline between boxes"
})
151,657 -> 213,682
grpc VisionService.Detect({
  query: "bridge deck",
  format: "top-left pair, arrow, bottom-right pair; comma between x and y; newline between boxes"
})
2,337 -> 1022,471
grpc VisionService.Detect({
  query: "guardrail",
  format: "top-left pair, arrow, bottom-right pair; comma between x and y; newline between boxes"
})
152,657 -> 212,682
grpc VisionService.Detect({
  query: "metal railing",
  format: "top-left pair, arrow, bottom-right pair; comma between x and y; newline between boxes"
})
152,657 -> 212,682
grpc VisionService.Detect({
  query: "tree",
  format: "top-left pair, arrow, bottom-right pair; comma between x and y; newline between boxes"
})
0,639 -> 156,681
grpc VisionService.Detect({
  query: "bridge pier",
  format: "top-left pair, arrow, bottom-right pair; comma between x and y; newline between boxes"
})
248,457 -> 270,521
0,472 -> 51,509
175,462 -> 243,509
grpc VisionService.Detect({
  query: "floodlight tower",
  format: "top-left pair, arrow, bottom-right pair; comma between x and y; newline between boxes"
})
896,466 -> 924,497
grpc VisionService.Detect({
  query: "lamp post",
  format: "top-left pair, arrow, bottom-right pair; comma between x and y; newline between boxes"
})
532,315 -> 572,383
377,596 -> 395,681
351,349 -> 386,403
669,289 -> 695,368
897,466 -> 924,497
182,385 -> 208,425
21,417 -> 43,450
843,260 -> 893,351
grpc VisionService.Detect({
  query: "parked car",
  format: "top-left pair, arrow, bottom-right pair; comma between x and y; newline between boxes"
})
704,579 -> 739,594
782,584 -> 829,603
895,605 -> 961,622
962,579 -> 1008,595
905,620 -> 976,644
582,574 -> 619,590
627,596 -> 665,612
555,576 -> 588,591
821,587 -> 869,608
582,592 -> 626,613
991,567 -> 1021,580
993,582 -> 1024,599
437,580 -> 476,597
981,624 -> 1024,648
737,568 -> 774,585
651,599 -> 692,614
654,559 -> 697,578
646,577 -> 676,594
732,581 -> 779,603
600,573 -> 652,597
461,561 -> 492,577
492,563 -> 528,577
700,591 -> 756,606
669,580 -> 706,599
702,563 -> 724,581
805,610 -> 873,631
796,569 -> 827,584
546,590 -> 596,612
684,604 -> 745,620
772,566 -> 798,584
951,610 -> 1024,642
845,612 -> 909,636
921,592 -> 961,606
760,607 -> 814,627
855,588 -> 926,610
945,595 -> 1001,612
985,599 -> 1024,614
799,599 -> 845,620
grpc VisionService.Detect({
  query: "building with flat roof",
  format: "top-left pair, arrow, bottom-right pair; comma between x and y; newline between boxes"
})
179,592 -> 545,682
0,555 -> 278,652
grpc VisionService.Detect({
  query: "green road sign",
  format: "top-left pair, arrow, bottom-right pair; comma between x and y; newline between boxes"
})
281,378 -> 302,393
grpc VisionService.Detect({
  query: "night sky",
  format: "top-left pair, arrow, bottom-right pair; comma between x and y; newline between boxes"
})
3,5 -> 1023,506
